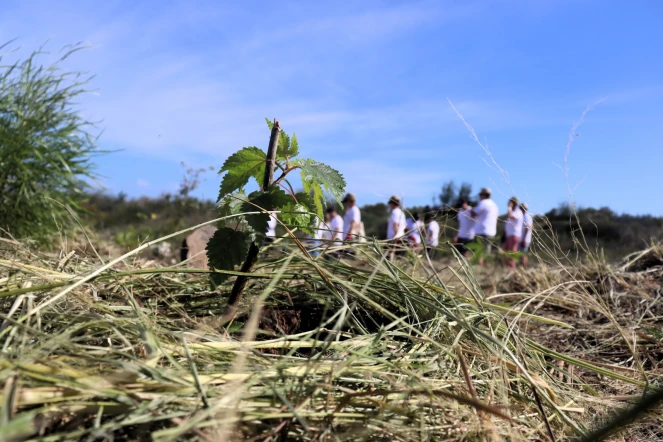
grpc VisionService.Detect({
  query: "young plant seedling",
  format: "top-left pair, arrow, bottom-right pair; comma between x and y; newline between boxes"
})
206,118 -> 345,318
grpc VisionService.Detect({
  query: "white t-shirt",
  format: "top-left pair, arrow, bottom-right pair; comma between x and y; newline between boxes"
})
457,207 -> 475,240
328,214 -> 344,246
426,221 -> 440,247
321,219 -> 332,241
406,218 -> 421,244
522,211 -> 533,245
313,217 -> 327,240
343,205 -> 361,238
505,208 -> 524,238
473,199 -> 498,237
266,213 -> 277,237
387,207 -> 406,239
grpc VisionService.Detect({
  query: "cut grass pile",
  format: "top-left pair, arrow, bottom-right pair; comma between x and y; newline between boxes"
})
0,232 -> 661,441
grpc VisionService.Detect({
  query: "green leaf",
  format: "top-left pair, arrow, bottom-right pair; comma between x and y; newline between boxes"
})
217,147 -> 266,200
206,227 -> 250,284
289,133 -> 300,158
240,186 -> 291,236
281,192 -> 314,234
218,190 -> 252,234
265,117 -> 274,130
276,131 -> 291,160
295,158 -> 346,218
218,191 -> 248,218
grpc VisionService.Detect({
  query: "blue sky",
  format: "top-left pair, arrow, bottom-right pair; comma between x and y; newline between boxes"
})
2,0 -> 663,215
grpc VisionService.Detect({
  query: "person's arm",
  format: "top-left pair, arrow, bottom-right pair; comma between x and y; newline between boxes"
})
392,215 -> 401,238
507,206 -> 517,219
347,220 -> 360,240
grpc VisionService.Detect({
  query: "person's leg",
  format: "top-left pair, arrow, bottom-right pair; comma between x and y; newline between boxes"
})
519,243 -> 529,268
460,238 -> 472,258
504,236 -> 519,269
477,235 -> 493,265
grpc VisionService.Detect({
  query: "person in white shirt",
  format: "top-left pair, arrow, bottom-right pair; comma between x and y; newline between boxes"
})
342,193 -> 361,242
326,206 -> 344,248
310,215 -> 330,257
453,199 -> 475,257
504,197 -> 524,269
471,188 -> 499,264
520,203 -> 533,268
386,195 -> 406,240
265,211 -> 277,244
424,213 -> 440,258
386,195 -> 406,260
415,213 -> 425,233
405,214 -> 421,248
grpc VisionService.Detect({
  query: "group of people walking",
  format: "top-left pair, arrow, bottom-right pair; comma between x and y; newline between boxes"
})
270,188 -> 533,268
451,188 -> 533,268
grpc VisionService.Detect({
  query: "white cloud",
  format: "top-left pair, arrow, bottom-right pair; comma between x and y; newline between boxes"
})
136,179 -> 150,188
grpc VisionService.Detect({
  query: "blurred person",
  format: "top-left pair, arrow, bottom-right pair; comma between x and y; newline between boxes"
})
310,215 -> 329,257
327,206 -> 344,248
453,199 -> 475,257
265,210 -> 277,245
424,213 -> 440,258
342,193 -> 362,242
520,203 -> 533,268
414,213 -> 425,245
471,188 -> 499,265
387,195 -> 406,259
504,197 -> 523,269
406,213 -> 421,249
414,212 -> 425,233
321,211 -> 333,242
387,195 -> 406,240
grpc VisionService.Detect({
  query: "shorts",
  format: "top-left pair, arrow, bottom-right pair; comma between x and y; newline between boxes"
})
473,235 -> 495,254
453,237 -> 473,255
504,235 -> 520,252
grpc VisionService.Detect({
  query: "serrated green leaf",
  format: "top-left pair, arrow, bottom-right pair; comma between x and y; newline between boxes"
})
295,158 -> 346,216
281,193 -> 314,235
302,181 -> 325,219
240,186 -> 291,236
218,191 -> 248,217
265,117 -> 274,130
218,191 -> 250,232
206,227 -> 250,284
217,147 -> 266,201
289,133 -> 300,158
276,130 -> 299,161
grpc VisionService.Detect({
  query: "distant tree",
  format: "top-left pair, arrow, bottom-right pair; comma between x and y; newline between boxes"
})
0,43 -> 100,241
439,181 -> 457,208
458,182 -> 473,204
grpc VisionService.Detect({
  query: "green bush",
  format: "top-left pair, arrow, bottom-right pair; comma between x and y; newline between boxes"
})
0,43 -> 99,241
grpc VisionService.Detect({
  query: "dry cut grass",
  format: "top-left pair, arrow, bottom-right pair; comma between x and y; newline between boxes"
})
0,231 -> 661,441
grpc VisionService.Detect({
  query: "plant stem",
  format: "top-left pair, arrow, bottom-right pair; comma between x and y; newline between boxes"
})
224,119 -> 280,320
262,120 -> 280,189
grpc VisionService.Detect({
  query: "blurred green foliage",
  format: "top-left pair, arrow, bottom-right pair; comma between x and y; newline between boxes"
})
0,43 -> 100,241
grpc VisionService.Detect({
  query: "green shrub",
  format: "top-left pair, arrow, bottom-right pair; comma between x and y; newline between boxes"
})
0,42 -> 99,241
